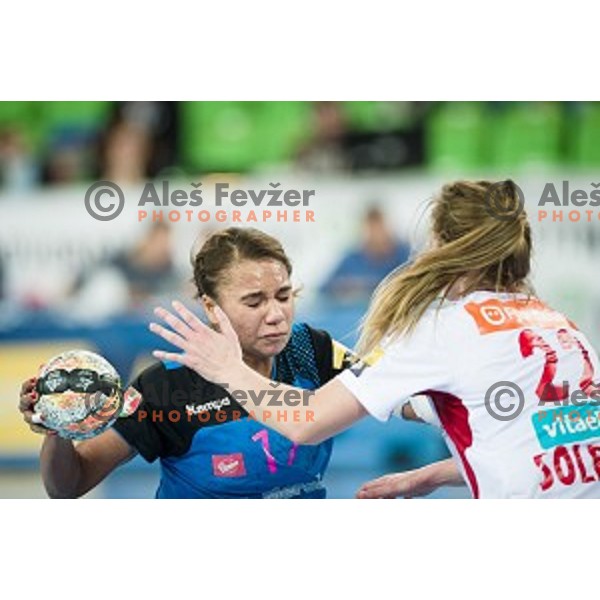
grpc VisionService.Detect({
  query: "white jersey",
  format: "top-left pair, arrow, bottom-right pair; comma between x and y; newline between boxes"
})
338,291 -> 600,498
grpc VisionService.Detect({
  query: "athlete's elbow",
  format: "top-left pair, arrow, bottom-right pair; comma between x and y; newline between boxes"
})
285,423 -> 323,446
44,481 -> 81,499
41,463 -> 84,499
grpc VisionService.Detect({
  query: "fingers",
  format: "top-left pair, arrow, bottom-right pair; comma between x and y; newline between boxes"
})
356,479 -> 385,499
356,474 -> 411,499
151,302 -> 215,353
356,488 -> 396,499
19,380 -> 38,414
171,300 -> 207,333
214,305 -> 239,345
20,376 -> 37,396
149,321 -> 191,352
150,300 -> 242,384
356,474 -> 391,492
153,306 -> 196,340
151,350 -> 191,367
19,395 -> 35,413
18,376 -> 57,436
21,407 -> 57,436
30,423 -> 57,436
356,483 -> 397,499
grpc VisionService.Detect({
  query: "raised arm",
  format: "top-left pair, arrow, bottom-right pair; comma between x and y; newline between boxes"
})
150,302 -> 368,444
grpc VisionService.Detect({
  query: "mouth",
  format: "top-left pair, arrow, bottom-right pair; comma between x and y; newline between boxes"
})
261,333 -> 289,341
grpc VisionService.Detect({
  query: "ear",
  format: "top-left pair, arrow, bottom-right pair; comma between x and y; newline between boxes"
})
201,295 -> 219,327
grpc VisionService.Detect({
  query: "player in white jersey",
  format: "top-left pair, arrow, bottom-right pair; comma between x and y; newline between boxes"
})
149,180 -> 600,499
353,291 -> 600,498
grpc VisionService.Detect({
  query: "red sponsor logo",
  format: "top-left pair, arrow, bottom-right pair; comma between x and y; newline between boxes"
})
464,298 -> 574,335
122,386 -> 142,416
212,453 -> 247,478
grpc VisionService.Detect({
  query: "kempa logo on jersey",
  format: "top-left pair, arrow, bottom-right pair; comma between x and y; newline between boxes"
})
185,397 -> 231,415
484,380 -> 600,422
84,180 -> 317,224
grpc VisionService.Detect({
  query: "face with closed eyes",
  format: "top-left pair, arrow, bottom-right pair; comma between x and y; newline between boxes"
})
203,259 -> 295,361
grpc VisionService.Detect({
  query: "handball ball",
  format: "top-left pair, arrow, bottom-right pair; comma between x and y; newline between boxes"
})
34,350 -> 124,441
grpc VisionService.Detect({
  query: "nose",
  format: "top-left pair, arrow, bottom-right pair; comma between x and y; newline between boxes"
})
264,299 -> 286,325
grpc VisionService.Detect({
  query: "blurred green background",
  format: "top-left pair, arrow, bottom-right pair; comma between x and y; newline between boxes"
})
1,102 -> 599,190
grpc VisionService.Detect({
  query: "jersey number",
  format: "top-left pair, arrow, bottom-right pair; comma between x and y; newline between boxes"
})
519,328 -> 596,401
251,429 -> 298,474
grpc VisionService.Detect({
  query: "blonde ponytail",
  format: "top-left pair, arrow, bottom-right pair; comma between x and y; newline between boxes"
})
357,180 -> 533,356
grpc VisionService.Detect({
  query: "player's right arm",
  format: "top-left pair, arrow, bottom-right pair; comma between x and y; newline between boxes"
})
18,377 -> 136,499
39,430 -> 135,499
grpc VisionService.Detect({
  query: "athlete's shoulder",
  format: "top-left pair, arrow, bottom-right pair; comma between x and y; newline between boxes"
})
129,361 -> 168,388
128,360 -> 216,404
290,322 -> 344,362
290,322 -> 358,380
292,321 -> 332,348
380,297 -> 465,356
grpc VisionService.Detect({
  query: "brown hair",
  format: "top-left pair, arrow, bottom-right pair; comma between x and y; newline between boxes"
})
191,227 -> 293,300
357,180 -> 533,355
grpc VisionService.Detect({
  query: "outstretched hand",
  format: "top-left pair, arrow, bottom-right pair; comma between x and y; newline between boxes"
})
149,300 -> 243,384
356,470 -> 438,499
356,459 -> 464,499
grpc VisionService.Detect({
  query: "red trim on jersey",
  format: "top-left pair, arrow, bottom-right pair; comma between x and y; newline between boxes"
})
426,390 -> 480,499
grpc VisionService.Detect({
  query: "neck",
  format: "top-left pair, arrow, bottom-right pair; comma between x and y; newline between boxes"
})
446,277 -> 521,301
242,353 -> 274,378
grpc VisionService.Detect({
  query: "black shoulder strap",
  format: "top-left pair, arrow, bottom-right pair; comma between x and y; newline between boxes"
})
306,325 -> 336,385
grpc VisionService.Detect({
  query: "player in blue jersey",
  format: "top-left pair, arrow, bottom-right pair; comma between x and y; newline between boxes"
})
18,227 -> 358,498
